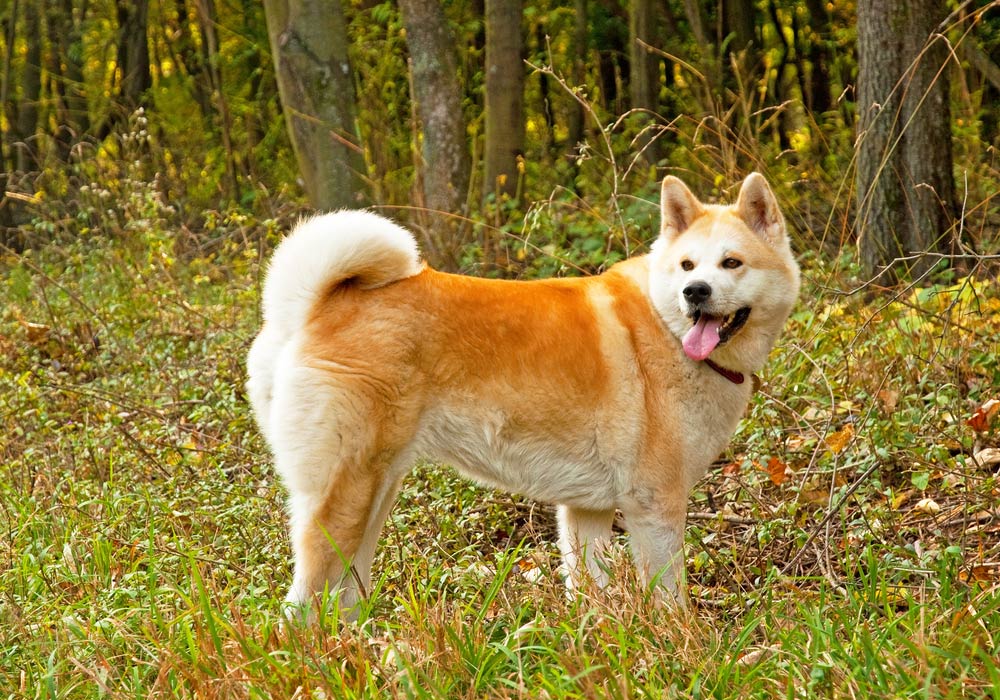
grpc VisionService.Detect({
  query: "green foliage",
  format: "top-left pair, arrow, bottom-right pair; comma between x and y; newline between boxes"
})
2,1 -> 1000,696
3,164 -> 1000,696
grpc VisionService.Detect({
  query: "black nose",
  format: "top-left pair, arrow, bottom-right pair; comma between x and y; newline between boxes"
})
683,281 -> 712,305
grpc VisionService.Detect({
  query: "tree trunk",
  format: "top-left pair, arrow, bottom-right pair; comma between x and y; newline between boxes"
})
263,0 -> 367,209
171,0 -> 214,127
682,0 -> 709,52
803,0 -> 832,114
60,0 -> 88,135
855,0 -> 957,283
196,0 -> 241,201
483,0 -> 524,202
629,0 -> 661,164
566,0 -> 589,149
13,0 -> 41,171
398,0 -> 472,268
724,0 -> 755,53
115,0 -> 151,111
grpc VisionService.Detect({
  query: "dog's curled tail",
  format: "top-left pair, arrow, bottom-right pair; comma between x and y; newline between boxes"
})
261,210 -> 422,333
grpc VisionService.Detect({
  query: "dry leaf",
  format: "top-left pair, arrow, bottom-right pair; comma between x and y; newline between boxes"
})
914,497 -> 941,515
878,389 -> 899,412
959,565 -> 998,583
766,456 -> 789,486
721,462 -> 741,477
891,489 -> 915,510
967,398 -> 1000,432
798,487 -> 829,506
972,448 -> 1000,468
825,423 -> 855,454
735,645 -> 780,666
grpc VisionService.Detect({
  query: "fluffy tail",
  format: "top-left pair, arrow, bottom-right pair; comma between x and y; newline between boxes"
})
261,210 -> 422,334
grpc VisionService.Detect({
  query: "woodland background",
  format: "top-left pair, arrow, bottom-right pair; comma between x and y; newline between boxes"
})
2,0 -> 998,278
2,0 -> 1000,698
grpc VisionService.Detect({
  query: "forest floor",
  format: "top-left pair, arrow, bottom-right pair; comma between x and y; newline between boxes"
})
2,201 -> 999,699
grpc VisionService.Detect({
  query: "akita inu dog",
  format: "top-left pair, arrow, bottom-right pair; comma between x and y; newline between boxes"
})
247,173 -> 800,613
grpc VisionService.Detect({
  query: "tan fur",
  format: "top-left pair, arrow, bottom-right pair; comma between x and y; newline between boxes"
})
247,174 -> 800,615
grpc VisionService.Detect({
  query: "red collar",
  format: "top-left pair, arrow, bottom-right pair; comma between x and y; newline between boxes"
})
704,358 -> 745,384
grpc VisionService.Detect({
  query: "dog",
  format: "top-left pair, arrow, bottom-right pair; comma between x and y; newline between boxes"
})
246,173 -> 800,614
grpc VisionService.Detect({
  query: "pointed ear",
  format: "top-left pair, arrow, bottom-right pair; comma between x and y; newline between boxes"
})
660,176 -> 704,238
735,172 -> 786,247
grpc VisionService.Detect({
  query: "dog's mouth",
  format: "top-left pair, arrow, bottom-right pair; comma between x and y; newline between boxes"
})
682,307 -> 751,362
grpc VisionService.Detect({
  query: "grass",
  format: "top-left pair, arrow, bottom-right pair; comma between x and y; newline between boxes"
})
2,195 -> 999,699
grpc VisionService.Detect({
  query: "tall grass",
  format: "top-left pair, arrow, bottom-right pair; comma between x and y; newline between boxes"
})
2,79 -> 999,697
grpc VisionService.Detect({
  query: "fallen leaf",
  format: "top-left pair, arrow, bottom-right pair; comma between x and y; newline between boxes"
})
967,398 -> 1000,432
735,645 -> 780,666
878,389 -> 899,412
721,462 -> 741,477
798,488 -> 828,506
972,448 -> 1000,468
825,423 -> 855,454
959,565 -> 998,583
892,489 -> 915,510
914,498 -> 941,515
766,456 -> 789,486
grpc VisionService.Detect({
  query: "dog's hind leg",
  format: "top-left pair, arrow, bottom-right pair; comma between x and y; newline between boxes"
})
557,505 -> 615,590
268,364 -> 414,618
284,459 -> 403,616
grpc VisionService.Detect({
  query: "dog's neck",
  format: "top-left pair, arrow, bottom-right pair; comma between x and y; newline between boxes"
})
704,358 -> 745,385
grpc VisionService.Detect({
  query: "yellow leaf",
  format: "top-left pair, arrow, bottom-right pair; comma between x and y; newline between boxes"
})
825,423 -> 854,454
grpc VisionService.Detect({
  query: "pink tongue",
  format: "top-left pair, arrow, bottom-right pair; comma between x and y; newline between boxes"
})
682,315 -> 722,361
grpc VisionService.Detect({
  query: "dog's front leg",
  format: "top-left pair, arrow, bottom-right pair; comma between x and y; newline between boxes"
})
624,505 -> 689,609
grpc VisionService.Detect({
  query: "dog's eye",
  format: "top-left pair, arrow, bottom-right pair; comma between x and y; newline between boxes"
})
722,257 -> 743,270
680,260 -> 695,271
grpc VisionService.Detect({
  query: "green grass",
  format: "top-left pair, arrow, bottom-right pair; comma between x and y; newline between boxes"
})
2,213 -> 999,699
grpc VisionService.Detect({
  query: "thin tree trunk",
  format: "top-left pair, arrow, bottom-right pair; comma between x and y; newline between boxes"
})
398,0 -> 472,269
803,0 -> 832,114
724,0 -> 755,53
566,0 -> 588,149
0,0 -> 17,171
629,0 -> 661,164
483,0 -> 524,202
899,0 -> 956,267
62,0 -> 90,135
115,0 -> 151,111
14,0 -> 41,171
855,0 -> 957,282
682,0 -> 709,52
172,0 -> 214,127
263,0 -> 367,209
196,0 -> 241,201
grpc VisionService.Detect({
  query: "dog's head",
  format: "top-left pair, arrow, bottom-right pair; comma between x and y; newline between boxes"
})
647,173 -> 800,373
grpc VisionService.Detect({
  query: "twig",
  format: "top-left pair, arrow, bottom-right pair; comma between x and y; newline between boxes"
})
780,460 -> 881,576
688,511 -> 756,526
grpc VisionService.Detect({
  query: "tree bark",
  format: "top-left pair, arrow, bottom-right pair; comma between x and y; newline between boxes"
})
115,0 -> 151,111
196,0 -> 241,201
855,0 -> 958,283
803,0 -> 832,114
263,0 -> 367,209
724,0 -> 755,53
13,0 -> 41,171
629,0 -> 661,164
398,0 -> 472,268
483,0 -> 524,202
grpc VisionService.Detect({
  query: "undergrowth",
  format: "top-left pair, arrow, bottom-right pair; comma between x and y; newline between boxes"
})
2,158 -> 999,698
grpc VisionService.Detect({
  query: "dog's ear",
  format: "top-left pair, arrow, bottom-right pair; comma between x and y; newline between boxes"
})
660,176 -> 704,239
736,173 -> 786,247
